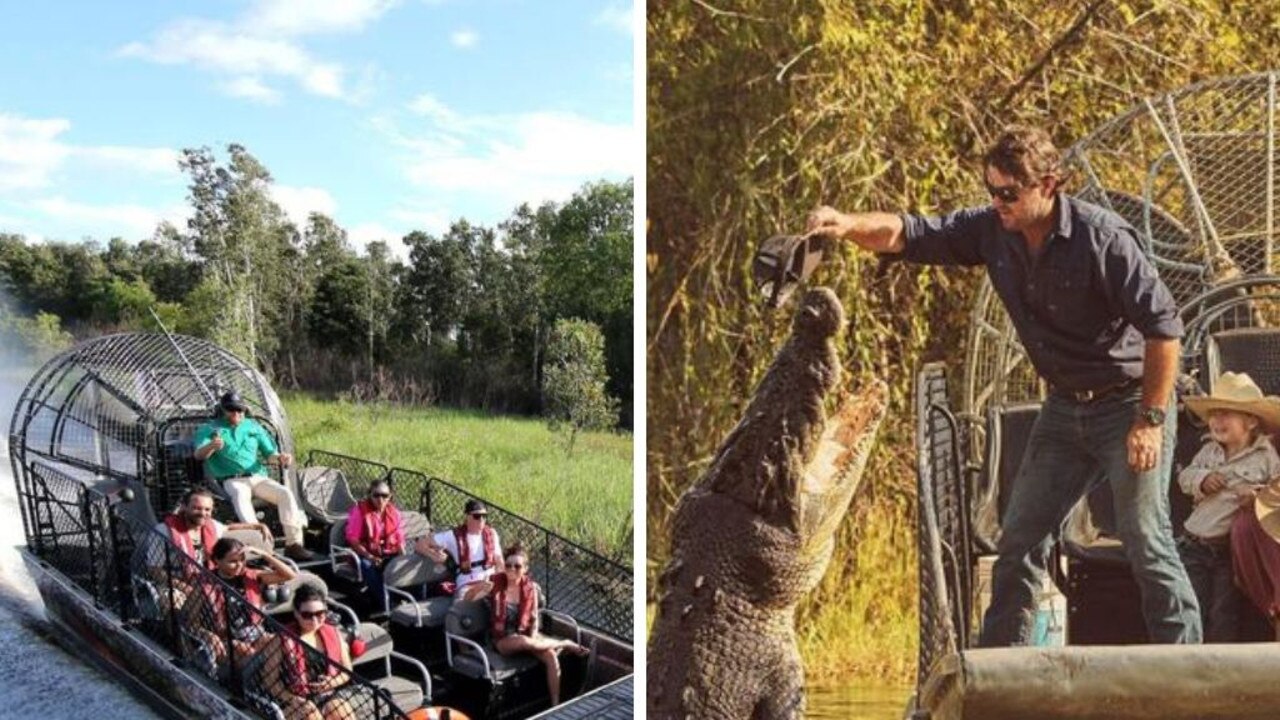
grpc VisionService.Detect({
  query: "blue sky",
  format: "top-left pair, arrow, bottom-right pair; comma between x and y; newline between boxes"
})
0,0 -> 635,256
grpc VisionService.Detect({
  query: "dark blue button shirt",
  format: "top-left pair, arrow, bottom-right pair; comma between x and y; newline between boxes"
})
898,193 -> 1181,392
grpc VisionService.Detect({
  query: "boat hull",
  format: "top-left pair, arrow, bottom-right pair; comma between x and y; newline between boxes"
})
917,645 -> 1280,720
22,550 -> 250,720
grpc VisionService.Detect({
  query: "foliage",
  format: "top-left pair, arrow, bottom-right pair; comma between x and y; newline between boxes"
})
0,144 -> 633,424
543,318 -> 619,455
648,0 -> 1280,682
0,301 -> 73,363
284,392 -> 632,559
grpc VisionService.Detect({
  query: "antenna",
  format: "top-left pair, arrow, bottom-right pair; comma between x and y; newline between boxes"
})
147,306 -> 217,404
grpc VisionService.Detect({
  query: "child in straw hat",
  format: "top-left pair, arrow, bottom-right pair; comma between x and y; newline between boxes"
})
1177,372 -> 1280,641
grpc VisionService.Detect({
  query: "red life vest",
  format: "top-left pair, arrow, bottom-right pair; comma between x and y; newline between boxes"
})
201,568 -> 264,633
163,513 -> 218,571
453,525 -> 497,574
489,573 -> 536,639
284,621 -> 343,696
357,499 -> 403,558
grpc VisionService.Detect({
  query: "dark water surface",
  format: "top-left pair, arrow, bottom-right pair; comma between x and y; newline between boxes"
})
808,683 -> 912,719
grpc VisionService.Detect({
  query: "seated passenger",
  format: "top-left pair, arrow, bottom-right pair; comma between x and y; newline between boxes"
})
471,543 -> 587,706
194,392 -> 316,562
188,537 -> 296,668
1177,372 -> 1280,641
265,584 -> 362,720
416,499 -> 502,600
147,488 -> 270,605
344,480 -> 405,612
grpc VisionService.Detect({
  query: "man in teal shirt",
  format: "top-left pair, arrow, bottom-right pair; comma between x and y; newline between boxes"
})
194,392 -> 315,561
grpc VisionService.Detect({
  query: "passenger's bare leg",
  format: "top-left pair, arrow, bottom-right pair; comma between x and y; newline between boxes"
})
321,697 -> 357,720
281,695 -> 322,720
538,648 -> 561,705
497,633 -> 582,655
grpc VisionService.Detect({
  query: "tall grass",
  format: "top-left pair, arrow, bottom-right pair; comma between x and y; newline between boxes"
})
282,393 -> 633,560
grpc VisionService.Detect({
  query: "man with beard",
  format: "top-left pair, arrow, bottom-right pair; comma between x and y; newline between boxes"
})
804,125 -> 1201,645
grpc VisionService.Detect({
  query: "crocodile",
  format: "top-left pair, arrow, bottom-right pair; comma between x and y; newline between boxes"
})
647,287 -> 888,719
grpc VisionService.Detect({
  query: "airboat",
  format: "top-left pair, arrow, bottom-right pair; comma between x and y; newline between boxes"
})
907,72 -> 1280,719
7,332 -> 633,719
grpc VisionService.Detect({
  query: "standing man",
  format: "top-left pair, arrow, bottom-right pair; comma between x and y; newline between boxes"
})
194,392 -> 316,562
804,125 -> 1201,644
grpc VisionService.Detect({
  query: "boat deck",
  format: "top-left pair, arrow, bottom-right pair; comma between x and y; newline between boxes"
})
531,675 -> 633,719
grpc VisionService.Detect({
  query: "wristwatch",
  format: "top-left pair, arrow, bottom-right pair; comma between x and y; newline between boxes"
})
1137,405 -> 1166,427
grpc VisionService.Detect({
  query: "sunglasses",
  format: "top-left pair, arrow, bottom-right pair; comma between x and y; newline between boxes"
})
985,181 -> 1024,204
371,492 -> 391,499
296,608 -> 326,620
505,562 -> 524,570
470,513 -> 487,519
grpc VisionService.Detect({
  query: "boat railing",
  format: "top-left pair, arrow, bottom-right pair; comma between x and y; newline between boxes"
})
22,460 -> 413,720
308,450 -> 634,644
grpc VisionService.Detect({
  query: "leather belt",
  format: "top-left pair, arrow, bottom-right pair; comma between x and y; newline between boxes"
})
1052,377 -> 1141,404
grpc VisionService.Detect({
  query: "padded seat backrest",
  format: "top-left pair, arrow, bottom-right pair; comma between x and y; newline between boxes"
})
384,553 -> 452,589
445,599 -> 490,640
299,466 -> 357,523
329,519 -> 349,550
986,402 -> 1041,524
1206,328 -> 1280,395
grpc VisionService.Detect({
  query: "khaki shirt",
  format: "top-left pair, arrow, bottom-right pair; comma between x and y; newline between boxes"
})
1179,435 -> 1280,539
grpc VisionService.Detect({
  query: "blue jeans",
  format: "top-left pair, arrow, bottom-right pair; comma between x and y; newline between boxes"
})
979,391 -> 1202,645
357,557 -> 388,612
1177,536 -> 1241,642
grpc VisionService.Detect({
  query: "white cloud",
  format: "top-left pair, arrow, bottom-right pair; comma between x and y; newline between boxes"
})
0,114 -> 73,190
221,76 -> 281,103
349,221 -> 411,257
0,113 -> 178,191
270,184 -> 339,227
29,197 -> 189,240
595,3 -> 634,34
450,29 -> 478,48
121,19 -> 349,101
120,1 -> 397,103
387,101 -> 632,208
245,0 -> 400,36
389,206 -> 450,233
75,146 -> 181,177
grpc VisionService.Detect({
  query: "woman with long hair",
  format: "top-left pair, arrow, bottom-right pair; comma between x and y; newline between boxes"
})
472,543 -> 588,705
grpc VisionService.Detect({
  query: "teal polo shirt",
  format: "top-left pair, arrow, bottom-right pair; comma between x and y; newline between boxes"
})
194,416 -> 278,479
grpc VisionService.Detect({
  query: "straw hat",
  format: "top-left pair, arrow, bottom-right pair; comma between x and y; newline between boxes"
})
1184,372 -> 1280,430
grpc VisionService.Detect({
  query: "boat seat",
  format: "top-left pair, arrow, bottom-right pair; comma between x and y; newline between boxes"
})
1204,327 -> 1280,396
299,466 -> 359,524
445,600 -> 540,681
444,596 -> 582,683
384,544 -> 454,630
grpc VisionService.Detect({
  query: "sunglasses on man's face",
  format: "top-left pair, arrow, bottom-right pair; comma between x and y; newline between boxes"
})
470,513 -> 486,520
296,608 -> 326,620
985,181 -> 1025,204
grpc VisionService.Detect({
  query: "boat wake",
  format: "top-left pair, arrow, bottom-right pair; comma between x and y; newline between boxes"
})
0,377 -> 157,718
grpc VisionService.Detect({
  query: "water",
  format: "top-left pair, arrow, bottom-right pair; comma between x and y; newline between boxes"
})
808,684 -> 912,719
0,369 -> 159,718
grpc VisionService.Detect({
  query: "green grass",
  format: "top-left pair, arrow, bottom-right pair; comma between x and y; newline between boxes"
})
282,392 -> 633,561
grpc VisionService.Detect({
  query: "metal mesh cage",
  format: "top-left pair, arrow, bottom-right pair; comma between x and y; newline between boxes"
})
19,460 -> 413,719
915,364 -> 966,686
8,332 -> 292,539
963,72 -> 1280,459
